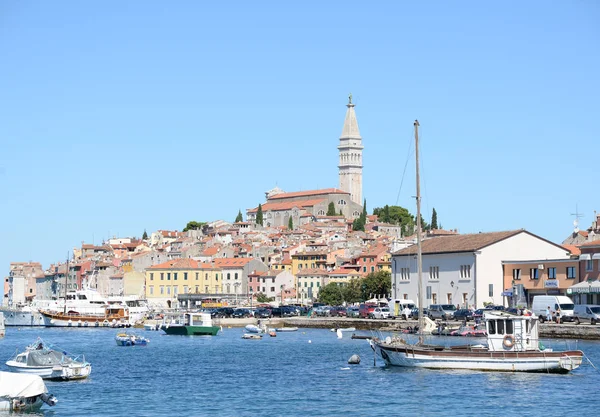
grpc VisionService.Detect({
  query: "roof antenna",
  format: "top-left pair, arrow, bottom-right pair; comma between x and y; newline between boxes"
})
571,204 -> 583,234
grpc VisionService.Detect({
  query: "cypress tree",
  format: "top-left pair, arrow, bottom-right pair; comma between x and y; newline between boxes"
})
256,204 -> 264,226
431,208 -> 438,230
235,210 -> 243,223
288,217 -> 293,230
326,202 -> 336,216
142,229 -> 148,240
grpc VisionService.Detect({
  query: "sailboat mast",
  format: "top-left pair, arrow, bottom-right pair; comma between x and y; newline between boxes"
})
414,120 -> 424,332
64,252 -> 69,314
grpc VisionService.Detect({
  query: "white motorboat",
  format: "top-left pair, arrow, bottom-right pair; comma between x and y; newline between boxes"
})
5,338 -> 92,380
275,327 -> 298,332
0,305 -> 45,327
245,324 -> 266,333
242,333 -> 262,339
0,371 -> 57,411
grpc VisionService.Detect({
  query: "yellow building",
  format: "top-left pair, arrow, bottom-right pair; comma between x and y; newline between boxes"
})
291,251 -> 328,276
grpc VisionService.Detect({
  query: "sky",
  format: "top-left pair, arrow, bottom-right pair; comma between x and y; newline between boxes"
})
1,1 -> 598,271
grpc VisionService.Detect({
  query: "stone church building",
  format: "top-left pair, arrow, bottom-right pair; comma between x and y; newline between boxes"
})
246,97 -> 365,227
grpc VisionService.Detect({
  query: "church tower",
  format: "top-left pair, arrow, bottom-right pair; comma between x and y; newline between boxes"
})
338,94 -> 363,205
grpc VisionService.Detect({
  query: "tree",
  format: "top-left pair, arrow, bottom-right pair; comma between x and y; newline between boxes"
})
326,202 -> 336,216
360,199 -> 367,224
352,217 -> 365,231
235,210 -> 243,223
142,229 -> 148,240
317,282 -> 345,305
431,208 -> 438,230
360,270 -> 391,300
256,204 -> 263,226
339,209 -> 343,216
183,221 -> 206,232
342,278 -> 363,303
256,292 -> 271,303
373,205 -> 416,236
288,217 -> 293,230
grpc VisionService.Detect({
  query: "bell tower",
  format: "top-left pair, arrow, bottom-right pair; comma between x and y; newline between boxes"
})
338,94 -> 363,205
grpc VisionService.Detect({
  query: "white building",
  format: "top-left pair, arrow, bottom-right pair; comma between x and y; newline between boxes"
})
391,230 -> 571,309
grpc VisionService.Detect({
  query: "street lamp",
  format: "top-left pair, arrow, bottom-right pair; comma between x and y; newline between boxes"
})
234,282 -> 240,306
249,287 -> 253,311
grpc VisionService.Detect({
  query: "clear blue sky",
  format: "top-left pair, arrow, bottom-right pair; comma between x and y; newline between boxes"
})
1,1 -> 598,271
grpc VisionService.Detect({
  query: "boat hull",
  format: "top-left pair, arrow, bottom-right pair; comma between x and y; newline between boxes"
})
5,362 -> 92,380
161,325 -> 220,336
0,308 -> 45,327
115,334 -> 149,346
0,396 -> 44,411
371,341 -> 583,373
39,310 -> 130,328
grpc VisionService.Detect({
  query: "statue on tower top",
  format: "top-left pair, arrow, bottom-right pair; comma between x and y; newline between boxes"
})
348,93 -> 352,104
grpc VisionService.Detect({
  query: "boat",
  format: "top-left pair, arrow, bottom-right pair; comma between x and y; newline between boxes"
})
0,313 -> 4,337
115,332 -> 149,346
245,324 -> 265,333
108,295 -> 150,325
39,304 -> 130,328
0,371 -> 57,411
275,327 -> 298,332
0,305 -> 45,327
330,327 -> 356,333
160,312 -> 220,336
5,338 -> 92,380
370,120 -> 585,373
242,333 -> 262,339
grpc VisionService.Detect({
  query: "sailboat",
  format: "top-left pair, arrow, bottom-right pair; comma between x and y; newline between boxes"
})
370,120 -> 584,373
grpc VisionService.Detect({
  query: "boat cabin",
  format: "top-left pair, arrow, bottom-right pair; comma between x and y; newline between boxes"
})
183,312 -> 213,327
484,311 -> 539,352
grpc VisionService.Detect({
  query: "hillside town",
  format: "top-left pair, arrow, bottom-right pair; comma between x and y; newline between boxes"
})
3,98 -> 600,313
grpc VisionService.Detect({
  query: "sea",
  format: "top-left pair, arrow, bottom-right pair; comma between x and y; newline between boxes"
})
1,326 -> 600,417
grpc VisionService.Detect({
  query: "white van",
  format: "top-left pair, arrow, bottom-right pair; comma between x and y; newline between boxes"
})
531,295 -> 575,323
573,304 -> 600,325
388,299 -> 416,319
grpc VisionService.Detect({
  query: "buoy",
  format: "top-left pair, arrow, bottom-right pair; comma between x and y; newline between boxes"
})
348,354 -> 361,365
308,340 -> 312,344
337,329 -> 343,339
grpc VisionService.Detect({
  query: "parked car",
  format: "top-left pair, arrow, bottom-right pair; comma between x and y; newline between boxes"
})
472,309 -> 485,320
409,307 -> 429,319
453,309 -> 474,321
428,304 -> 457,320
232,308 -> 252,318
573,304 -> 600,325
346,306 -> 360,318
254,308 -> 272,318
358,303 -> 377,318
368,307 -> 390,319
314,306 -> 332,317
330,306 -> 347,317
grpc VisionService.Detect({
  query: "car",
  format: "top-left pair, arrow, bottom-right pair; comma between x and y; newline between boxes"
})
472,309 -> 485,320
453,309 -> 474,322
254,308 -> 272,318
368,307 -> 390,319
428,304 -> 457,320
358,303 -> 377,318
409,307 -> 429,319
314,306 -> 332,317
346,306 -> 360,318
329,306 -> 347,317
231,308 -> 252,318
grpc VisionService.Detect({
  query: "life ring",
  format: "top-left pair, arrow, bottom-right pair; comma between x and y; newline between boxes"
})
503,334 -> 515,349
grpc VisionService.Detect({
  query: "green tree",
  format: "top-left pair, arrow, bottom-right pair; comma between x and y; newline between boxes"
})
256,204 -> 263,226
339,209 -> 343,216
431,208 -> 438,230
360,199 -> 367,224
360,270 -> 392,300
288,217 -> 293,230
317,282 -> 345,305
373,205 -> 417,236
183,221 -> 206,232
352,217 -> 365,231
342,278 -> 363,303
326,202 -> 336,216
142,229 -> 148,240
235,210 -> 243,223
256,292 -> 270,303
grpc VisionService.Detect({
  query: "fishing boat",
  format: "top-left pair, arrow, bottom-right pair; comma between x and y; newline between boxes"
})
0,371 -> 57,411
115,332 -> 149,346
160,312 -> 220,336
370,120 -> 584,373
5,338 -> 92,380
38,304 -> 130,328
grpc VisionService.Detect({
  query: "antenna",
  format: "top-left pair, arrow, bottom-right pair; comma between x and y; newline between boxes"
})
571,204 -> 583,233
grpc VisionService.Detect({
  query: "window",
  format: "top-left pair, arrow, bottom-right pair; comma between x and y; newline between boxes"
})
432,293 -> 437,304
426,286 -> 432,300
460,265 -> 471,278
174,273 -> 178,280
586,260 -> 593,271
548,267 -> 556,279
270,287 -> 275,292
400,267 -> 410,280
160,286 -> 164,295
338,199 -> 347,205
167,273 -> 171,281
205,273 -> 208,280
512,268 -> 521,281
529,268 -> 539,280
235,273 -> 238,280
489,284 -> 494,297
227,273 -> 231,280
429,266 -> 439,280
363,267 -> 366,272
167,287 -> 171,295
149,286 -> 154,295
150,273 -> 154,281
567,267 -> 576,279
173,286 -> 178,295
215,274 -> 219,281
196,272 -> 199,280
184,272 -> 188,280
463,293 -> 468,305
447,293 -> 452,304
160,273 -> 164,281
371,266 -> 375,272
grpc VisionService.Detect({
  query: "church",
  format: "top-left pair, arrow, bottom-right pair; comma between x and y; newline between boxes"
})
246,96 -> 365,228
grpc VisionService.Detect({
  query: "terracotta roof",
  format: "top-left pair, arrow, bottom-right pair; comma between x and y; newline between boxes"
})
297,268 -> 328,276
201,246 -> 220,256
247,199 -> 326,213
268,188 -> 349,200
149,259 -> 200,269
393,230 -> 523,255
579,239 -> 600,248
562,244 -> 581,255
213,258 -> 253,268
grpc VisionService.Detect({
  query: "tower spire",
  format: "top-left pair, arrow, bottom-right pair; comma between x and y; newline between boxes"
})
338,95 -> 363,205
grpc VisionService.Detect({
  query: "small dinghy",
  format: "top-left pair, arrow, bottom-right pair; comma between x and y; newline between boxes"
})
275,327 -> 298,332
115,332 -> 149,346
242,333 -> 262,340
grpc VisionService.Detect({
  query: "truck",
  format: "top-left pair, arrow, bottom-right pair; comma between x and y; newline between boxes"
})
531,295 -> 575,323
388,299 -> 416,319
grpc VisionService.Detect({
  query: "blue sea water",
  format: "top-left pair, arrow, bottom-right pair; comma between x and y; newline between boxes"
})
1,326 -> 600,417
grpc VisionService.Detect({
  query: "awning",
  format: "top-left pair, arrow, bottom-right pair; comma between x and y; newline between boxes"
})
568,280 -> 600,294
592,253 -> 600,260
579,254 -> 591,260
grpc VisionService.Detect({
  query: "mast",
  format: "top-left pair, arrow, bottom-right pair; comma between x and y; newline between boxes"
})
414,120 -> 424,337
64,253 -> 69,314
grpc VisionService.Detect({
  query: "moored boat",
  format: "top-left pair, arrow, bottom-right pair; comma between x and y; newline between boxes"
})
5,338 -> 92,380
39,305 -> 130,328
115,332 -> 149,346
0,305 -> 45,327
0,371 -> 57,411
275,327 -> 298,332
242,333 -> 262,339
161,312 -> 220,336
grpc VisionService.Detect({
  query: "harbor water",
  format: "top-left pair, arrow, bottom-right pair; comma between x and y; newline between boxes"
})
1,327 -> 600,416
